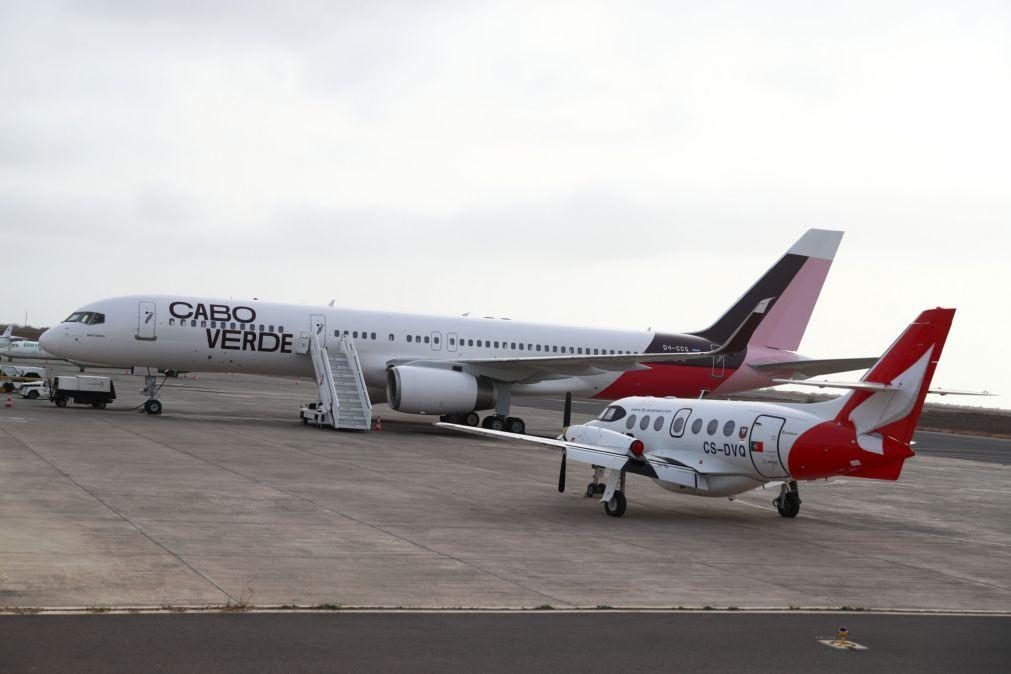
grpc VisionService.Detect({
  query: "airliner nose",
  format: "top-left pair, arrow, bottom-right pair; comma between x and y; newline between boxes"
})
39,328 -> 62,356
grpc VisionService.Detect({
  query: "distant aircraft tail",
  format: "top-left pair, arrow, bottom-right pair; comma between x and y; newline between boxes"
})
1,325 -> 11,339
691,228 -> 842,351
823,308 -> 956,447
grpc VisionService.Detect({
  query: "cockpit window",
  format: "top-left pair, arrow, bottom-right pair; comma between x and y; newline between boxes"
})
598,405 -> 627,422
63,311 -> 105,325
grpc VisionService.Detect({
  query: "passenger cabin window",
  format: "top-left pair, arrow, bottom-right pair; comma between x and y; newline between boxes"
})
598,405 -> 627,422
670,408 -> 693,437
707,420 -> 718,435
407,335 -> 413,343
691,418 -> 703,435
200,320 -> 207,328
269,325 -> 274,332
169,318 -> 175,326
279,326 -> 284,333
625,414 -> 637,430
450,338 -> 455,345
424,336 -> 430,344
353,331 -> 359,338
434,336 -> 439,344
389,333 -> 395,341
653,416 -> 664,432
723,421 -> 736,437
639,415 -> 650,431
371,332 -> 376,340
231,323 -> 237,330
468,339 -> 474,346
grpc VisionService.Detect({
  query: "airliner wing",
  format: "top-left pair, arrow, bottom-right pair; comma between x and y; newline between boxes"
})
750,356 -> 878,379
427,298 -> 773,381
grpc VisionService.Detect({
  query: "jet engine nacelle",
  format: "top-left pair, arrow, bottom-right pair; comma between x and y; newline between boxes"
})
386,365 -> 497,415
564,425 -> 645,458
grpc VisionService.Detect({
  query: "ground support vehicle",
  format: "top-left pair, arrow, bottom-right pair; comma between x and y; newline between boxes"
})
51,376 -> 116,409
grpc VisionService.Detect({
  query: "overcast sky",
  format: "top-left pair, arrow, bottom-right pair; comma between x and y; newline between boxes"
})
1,1 -> 1009,408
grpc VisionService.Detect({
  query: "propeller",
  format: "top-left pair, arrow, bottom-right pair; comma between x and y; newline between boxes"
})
563,391 -> 572,428
558,450 -> 566,493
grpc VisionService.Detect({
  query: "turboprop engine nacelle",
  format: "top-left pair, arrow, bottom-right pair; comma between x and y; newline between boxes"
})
386,365 -> 497,415
564,425 -> 645,459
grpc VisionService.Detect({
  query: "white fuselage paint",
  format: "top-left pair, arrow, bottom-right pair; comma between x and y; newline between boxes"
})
43,295 -> 662,403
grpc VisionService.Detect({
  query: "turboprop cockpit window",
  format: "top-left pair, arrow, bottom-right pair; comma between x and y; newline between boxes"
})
599,406 -> 626,422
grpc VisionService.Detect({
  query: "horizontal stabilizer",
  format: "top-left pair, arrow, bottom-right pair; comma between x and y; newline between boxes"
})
773,378 -> 994,396
751,356 -> 878,379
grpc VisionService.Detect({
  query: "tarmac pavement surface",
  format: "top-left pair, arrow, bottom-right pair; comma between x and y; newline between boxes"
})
1,364 -> 1009,613
1,612 -> 1008,673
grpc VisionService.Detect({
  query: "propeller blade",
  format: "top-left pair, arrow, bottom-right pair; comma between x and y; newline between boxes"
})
558,450 -> 566,493
563,392 -> 572,428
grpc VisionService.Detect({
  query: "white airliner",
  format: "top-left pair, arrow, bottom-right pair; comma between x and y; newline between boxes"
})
441,307 -> 956,518
0,325 -> 24,350
40,229 -> 874,431
0,339 -> 62,361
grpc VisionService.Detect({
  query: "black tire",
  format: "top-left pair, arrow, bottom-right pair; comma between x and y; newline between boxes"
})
604,490 -> 627,517
95,401 -> 107,410
585,484 -> 597,498
506,417 -> 525,434
464,412 -> 480,427
301,416 -> 308,425
144,399 -> 163,415
26,390 -> 39,400
486,416 -> 506,432
776,493 -> 800,518
55,397 -> 68,408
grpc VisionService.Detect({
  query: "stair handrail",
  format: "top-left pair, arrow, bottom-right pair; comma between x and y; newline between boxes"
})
309,326 -> 340,427
340,335 -> 373,426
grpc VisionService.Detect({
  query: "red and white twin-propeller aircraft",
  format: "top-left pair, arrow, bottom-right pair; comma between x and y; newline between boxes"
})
440,307 -> 957,518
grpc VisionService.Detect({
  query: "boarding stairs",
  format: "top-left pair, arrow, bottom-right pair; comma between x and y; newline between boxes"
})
300,328 -> 373,431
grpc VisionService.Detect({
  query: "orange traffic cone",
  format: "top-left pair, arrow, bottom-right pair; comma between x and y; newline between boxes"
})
5,396 -> 12,408
373,416 -> 382,431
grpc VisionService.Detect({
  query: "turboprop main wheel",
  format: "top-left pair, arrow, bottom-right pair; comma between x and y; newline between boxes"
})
144,399 -> 163,415
604,490 -> 627,518
505,417 -> 525,434
775,492 -> 800,518
463,412 -> 480,427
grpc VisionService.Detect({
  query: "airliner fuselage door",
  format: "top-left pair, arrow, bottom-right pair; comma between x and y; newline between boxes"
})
136,301 -> 157,341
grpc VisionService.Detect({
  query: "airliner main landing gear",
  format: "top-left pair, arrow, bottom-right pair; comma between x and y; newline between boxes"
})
439,412 -> 480,427
480,415 -> 525,434
773,481 -> 801,518
141,374 -> 164,415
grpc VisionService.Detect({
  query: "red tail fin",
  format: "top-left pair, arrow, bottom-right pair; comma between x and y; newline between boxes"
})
835,308 -> 955,445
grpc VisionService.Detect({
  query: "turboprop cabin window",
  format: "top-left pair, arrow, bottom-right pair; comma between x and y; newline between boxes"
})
670,408 -> 692,437
653,416 -> 664,432
625,414 -> 637,430
691,418 -> 703,435
723,421 -> 736,437
599,406 -> 626,422
707,420 -> 718,435
639,415 -> 650,430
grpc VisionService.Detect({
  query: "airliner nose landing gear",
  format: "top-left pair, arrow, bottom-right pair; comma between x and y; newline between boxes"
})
141,373 -> 164,415
773,481 -> 801,518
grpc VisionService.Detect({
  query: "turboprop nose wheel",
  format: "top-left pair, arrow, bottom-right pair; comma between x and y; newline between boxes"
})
774,481 -> 801,518
604,491 -> 627,517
